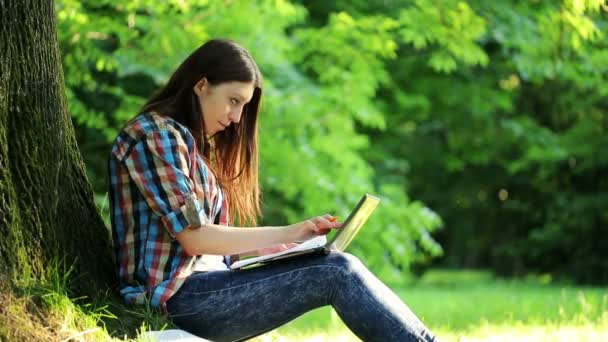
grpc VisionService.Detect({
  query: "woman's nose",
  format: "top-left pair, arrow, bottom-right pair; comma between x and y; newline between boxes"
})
229,108 -> 242,123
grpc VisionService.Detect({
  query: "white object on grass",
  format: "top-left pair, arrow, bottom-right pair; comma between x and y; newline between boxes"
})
140,329 -> 211,342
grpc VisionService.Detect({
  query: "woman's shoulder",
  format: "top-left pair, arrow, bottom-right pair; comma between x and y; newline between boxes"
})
124,112 -> 192,139
110,112 -> 195,160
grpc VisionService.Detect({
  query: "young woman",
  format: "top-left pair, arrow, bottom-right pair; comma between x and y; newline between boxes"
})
109,39 -> 437,342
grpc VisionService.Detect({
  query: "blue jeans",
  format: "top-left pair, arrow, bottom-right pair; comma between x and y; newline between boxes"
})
167,252 -> 437,342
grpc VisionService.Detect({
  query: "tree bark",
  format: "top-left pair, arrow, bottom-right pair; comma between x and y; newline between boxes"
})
0,0 -> 115,297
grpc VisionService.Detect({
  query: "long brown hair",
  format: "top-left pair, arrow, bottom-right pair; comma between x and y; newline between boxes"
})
141,39 -> 262,226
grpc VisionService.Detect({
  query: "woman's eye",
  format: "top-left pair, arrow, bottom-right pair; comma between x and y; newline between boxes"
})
230,98 -> 240,105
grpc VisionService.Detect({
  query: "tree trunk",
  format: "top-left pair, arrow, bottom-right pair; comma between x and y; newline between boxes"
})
0,0 -> 115,297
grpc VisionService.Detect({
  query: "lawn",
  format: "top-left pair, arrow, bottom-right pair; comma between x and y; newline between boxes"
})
5,268 -> 605,341
253,269 -> 608,341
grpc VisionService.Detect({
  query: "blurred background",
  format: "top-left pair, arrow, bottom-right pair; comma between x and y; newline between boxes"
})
56,0 -> 607,340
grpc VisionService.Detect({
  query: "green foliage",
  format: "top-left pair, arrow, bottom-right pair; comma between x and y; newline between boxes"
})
57,0 -> 443,280
345,0 -> 607,283
292,12 -> 396,128
398,0 -> 489,72
57,0 -> 608,283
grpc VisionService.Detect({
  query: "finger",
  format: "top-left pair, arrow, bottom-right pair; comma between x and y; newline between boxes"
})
315,228 -> 331,235
323,214 -> 341,226
312,216 -> 333,228
322,219 -> 343,229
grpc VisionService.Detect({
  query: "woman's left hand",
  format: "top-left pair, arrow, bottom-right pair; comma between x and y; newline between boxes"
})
256,243 -> 299,256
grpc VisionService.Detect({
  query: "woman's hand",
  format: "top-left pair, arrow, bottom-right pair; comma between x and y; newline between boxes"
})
288,214 -> 342,243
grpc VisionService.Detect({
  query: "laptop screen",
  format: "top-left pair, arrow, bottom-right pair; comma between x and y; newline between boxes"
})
326,194 -> 381,251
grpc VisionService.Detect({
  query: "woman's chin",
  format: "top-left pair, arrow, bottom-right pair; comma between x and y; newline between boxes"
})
204,126 -> 227,139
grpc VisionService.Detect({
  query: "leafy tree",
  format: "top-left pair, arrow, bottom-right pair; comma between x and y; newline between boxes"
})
55,0 -> 607,284
56,0 -> 443,282
299,0 -> 608,283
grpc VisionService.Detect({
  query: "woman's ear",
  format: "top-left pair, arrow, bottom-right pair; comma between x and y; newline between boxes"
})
193,78 -> 208,96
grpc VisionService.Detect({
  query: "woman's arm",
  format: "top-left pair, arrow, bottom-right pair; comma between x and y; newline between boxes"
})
175,215 -> 340,256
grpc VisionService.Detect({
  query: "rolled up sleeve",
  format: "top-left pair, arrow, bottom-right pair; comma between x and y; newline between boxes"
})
121,129 -> 207,237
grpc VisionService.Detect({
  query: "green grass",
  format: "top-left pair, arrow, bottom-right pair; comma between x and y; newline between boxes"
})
0,258 -> 174,341
2,268 -> 606,341
254,269 -> 608,341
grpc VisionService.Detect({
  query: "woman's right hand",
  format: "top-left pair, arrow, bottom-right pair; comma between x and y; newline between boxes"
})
288,214 -> 342,242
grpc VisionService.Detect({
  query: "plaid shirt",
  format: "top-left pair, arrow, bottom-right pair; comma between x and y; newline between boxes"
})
108,112 -> 229,312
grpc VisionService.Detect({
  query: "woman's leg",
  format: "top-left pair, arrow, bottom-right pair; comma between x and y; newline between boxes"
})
167,252 -> 437,342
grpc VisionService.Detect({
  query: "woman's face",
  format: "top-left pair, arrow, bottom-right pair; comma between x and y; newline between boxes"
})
194,78 -> 255,138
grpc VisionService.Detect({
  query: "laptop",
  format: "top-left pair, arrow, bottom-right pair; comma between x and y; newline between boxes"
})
230,193 -> 381,269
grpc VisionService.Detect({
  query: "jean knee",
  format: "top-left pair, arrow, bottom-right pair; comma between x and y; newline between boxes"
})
326,252 -> 365,275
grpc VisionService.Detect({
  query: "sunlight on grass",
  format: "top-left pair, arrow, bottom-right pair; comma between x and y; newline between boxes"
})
4,268 -> 606,341
256,269 -> 608,342
436,317 -> 608,341
250,307 -> 357,342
